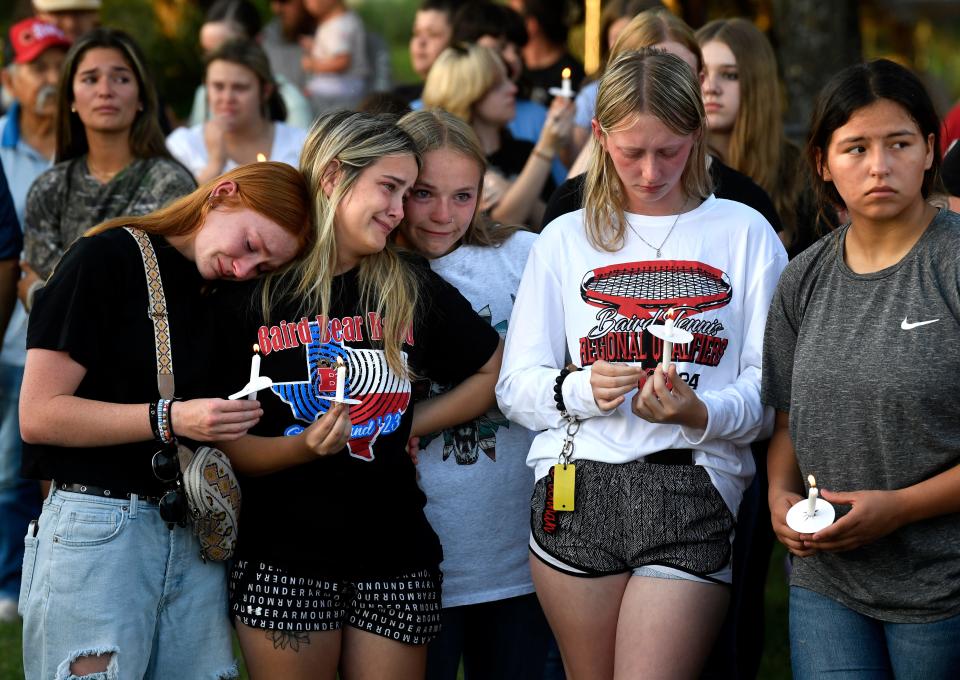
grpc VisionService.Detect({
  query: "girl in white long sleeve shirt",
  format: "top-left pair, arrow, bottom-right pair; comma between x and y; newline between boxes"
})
495,48 -> 786,679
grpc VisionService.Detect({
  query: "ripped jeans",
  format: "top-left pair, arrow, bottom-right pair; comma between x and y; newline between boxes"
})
20,488 -> 237,680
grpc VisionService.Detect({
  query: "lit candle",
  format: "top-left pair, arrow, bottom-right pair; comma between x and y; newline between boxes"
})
256,153 -> 267,162
662,309 -> 675,370
248,344 -> 261,400
806,474 -> 818,516
560,67 -> 573,98
335,357 -> 345,402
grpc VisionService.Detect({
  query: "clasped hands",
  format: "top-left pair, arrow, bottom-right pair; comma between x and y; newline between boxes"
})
770,487 -> 905,556
588,359 -> 707,430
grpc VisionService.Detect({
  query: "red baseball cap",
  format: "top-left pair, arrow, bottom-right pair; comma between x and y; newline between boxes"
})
5,18 -> 71,66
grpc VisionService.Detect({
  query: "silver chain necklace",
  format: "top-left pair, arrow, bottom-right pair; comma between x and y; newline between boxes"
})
628,199 -> 688,257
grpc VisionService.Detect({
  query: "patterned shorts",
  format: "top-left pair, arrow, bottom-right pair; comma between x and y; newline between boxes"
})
229,560 -> 443,645
530,459 -> 734,584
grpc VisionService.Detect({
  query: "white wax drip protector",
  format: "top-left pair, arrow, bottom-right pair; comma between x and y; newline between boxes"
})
548,86 -> 576,98
326,394 -> 362,405
786,497 -> 836,533
645,323 -> 695,345
228,375 -> 274,400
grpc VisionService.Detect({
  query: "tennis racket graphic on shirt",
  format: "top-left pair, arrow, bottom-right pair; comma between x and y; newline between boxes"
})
580,260 -> 732,318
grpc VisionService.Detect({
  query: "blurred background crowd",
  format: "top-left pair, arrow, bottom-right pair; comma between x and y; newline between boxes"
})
1,2 -> 959,678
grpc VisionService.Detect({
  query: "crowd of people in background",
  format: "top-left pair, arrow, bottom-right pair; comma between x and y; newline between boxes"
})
0,0 -> 958,679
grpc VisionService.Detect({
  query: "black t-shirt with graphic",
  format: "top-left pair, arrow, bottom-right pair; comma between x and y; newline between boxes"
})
23,228 -> 215,494
218,257 -> 500,580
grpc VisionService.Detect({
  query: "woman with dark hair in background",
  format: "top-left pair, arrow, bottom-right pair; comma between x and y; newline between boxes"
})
394,0 -> 461,104
763,59 -> 960,678
507,0 -> 584,107
21,28 -> 196,304
696,18 -> 818,257
19,161 -> 312,679
167,39 -> 308,184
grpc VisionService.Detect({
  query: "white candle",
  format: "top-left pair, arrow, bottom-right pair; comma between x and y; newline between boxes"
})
335,357 -> 345,402
662,314 -> 674,370
248,344 -> 261,400
807,474 -> 818,516
560,67 -> 573,97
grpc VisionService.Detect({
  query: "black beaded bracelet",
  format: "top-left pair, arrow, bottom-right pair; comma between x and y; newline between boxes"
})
149,401 -> 162,441
553,364 -> 581,414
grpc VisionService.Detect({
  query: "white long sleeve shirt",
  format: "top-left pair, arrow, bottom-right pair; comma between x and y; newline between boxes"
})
496,196 -> 787,513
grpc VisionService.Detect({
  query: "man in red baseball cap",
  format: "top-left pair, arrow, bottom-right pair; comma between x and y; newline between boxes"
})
0,17 -> 70,624
33,0 -> 101,42
1,18 -> 70,184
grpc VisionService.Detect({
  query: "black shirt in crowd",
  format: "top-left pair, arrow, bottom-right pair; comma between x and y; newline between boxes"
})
24,229 -> 215,495
526,53 -> 586,107
215,256 -> 500,579
488,128 -> 557,206
540,157 -> 784,233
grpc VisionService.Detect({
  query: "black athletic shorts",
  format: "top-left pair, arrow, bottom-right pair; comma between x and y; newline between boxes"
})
229,559 -> 443,645
530,458 -> 734,583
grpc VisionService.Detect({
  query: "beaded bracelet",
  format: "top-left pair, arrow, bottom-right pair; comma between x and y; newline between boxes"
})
157,399 -> 174,445
553,364 -> 581,415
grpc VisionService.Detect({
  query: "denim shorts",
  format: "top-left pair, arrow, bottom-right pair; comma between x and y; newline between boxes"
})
20,488 -> 237,680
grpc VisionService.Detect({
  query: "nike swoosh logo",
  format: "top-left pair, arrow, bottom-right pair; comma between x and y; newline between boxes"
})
901,317 -> 940,330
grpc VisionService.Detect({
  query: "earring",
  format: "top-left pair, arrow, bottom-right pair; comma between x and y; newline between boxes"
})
70,103 -> 77,113
137,104 -> 143,111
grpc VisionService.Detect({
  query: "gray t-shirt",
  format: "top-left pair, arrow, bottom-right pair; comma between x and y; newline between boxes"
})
762,210 -> 960,623
417,231 -> 538,608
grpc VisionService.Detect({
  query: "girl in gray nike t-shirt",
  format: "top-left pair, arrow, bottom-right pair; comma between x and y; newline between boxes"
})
762,59 -> 960,678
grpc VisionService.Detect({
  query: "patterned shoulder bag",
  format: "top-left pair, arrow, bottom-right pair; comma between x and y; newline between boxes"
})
126,227 -> 241,562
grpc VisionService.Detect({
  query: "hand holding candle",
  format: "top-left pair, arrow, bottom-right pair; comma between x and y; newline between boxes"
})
228,344 -> 274,400
644,309 -> 692,375
786,472 -> 835,533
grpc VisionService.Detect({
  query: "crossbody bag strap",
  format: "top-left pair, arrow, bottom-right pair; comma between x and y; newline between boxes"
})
124,227 -> 176,400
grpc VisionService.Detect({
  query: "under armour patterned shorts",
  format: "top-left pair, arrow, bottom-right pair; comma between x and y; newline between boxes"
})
530,458 -> 735,584
229,560 -> 443,645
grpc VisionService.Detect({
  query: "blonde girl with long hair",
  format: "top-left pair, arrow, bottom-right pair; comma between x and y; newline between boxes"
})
394,109 -> 551,679
497,49 -> 786,678
696,18 -> 813,255
19,162 -> 312,679
219,111 -> 503,680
